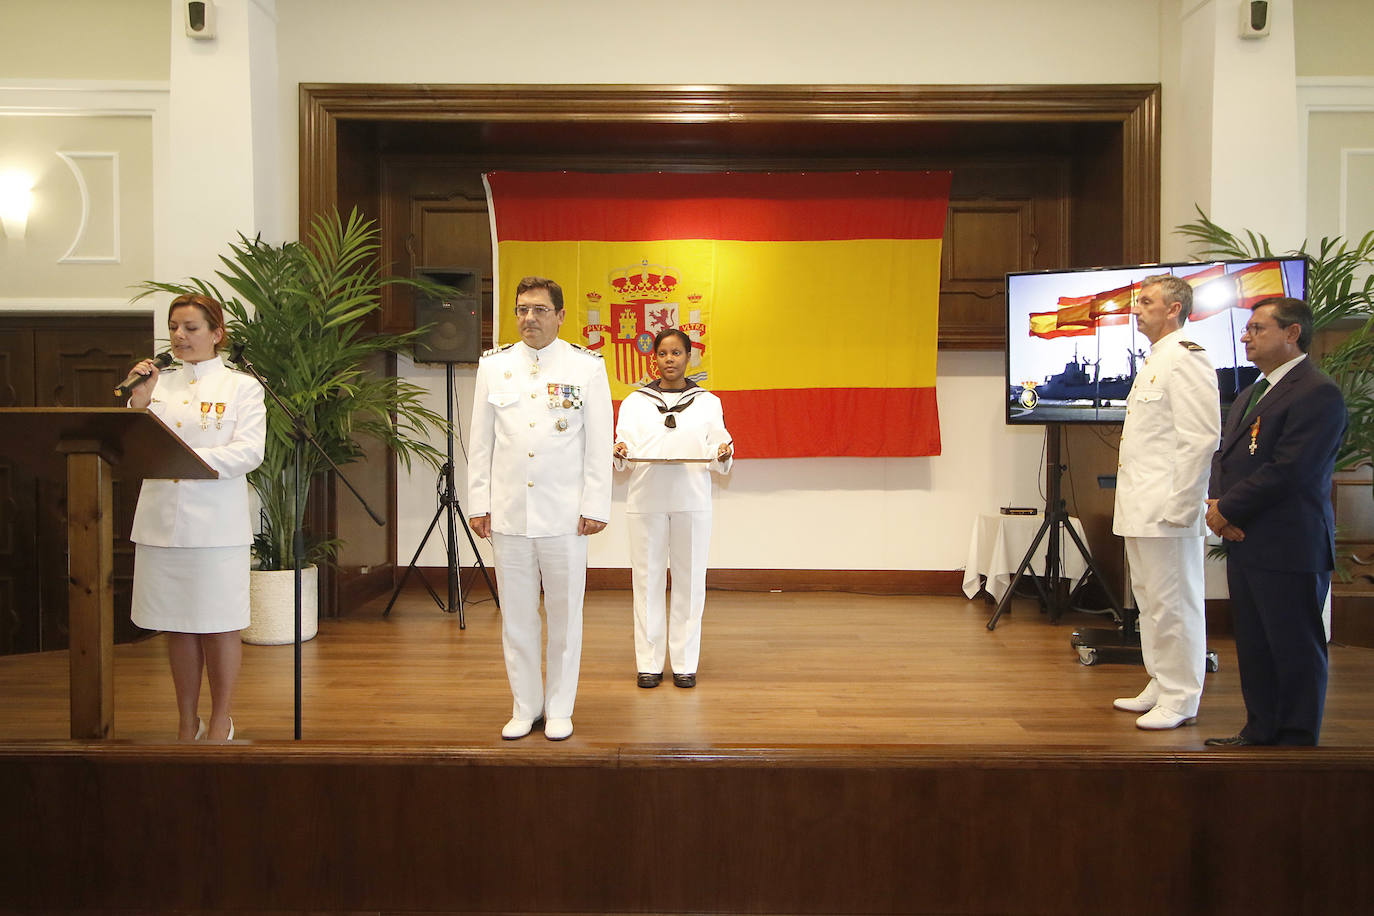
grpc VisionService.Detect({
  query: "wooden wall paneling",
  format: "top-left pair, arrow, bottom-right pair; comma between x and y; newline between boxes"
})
0,320 -> 152,653
381,158 -> 495,338
941,160 -> 1070,347
0,330 -> 38,652
34,327 -> 150,648
34,329 -> 147,646
1070,123 -> 1128,269
335,120 -> 380,225
0,329 -> 35,407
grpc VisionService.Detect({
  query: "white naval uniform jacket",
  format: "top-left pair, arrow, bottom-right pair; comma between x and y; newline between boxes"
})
613,382 -> 733,514
467,338 -> 613,537
130,355 -> 267,548
1112,327 -> 1221,538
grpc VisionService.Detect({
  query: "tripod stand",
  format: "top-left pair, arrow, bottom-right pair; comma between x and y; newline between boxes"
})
986,425 -> 1125,630
383,362 -> 497,626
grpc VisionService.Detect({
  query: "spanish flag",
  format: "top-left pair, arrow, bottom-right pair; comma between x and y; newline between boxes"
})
484,171 -> 952,458
1188,260 -> 1287,320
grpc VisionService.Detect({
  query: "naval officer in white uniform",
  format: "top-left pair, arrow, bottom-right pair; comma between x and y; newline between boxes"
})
1112,274 -> 1221,730
127,293 -> 266,742
468,276 -> 613,741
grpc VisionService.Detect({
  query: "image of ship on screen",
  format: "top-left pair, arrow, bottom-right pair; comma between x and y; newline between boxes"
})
1004,257 -> 1307,425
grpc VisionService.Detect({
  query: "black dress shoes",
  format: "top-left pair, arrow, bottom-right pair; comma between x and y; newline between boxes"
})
673,673 -> 696,688
1204,735 -> 1259,747
637,672 -> 663,688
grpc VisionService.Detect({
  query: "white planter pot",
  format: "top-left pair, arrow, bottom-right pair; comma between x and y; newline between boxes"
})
243,566 -> 319,645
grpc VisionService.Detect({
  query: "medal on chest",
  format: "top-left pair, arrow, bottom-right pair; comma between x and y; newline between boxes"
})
547,382 -> 582,410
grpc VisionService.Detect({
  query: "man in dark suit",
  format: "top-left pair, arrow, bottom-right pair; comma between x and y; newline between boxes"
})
1205,297 -> 1346,747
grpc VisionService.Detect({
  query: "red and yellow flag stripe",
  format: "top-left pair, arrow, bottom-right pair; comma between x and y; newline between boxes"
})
485,171 -> 952,458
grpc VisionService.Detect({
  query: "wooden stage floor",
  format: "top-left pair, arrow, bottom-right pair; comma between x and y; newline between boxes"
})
2,589 -> 1371,749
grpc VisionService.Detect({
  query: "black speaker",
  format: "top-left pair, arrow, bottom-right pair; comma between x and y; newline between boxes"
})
413,268 -> 482,364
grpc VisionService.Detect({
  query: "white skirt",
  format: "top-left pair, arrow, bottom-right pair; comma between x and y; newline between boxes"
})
131,544 -> 251,634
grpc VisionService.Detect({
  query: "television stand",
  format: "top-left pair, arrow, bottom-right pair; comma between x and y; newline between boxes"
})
986,424 -> 1125,630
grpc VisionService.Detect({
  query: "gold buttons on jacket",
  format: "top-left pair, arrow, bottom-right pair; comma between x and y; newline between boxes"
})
528,451 -> 534,457
527,481 -> 534,487
529,421 -> 535,428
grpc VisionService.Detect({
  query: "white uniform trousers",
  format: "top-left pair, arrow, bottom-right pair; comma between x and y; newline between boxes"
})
1124,535 -> 1207,716
627,510 -> 711,675
491,533 -> 588,721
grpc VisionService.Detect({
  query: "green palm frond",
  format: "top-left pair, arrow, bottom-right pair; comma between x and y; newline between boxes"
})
135,207 -> 450,570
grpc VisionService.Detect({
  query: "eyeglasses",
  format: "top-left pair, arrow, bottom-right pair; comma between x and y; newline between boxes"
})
1243,322 -> 1277,335
514,305 -> 555,317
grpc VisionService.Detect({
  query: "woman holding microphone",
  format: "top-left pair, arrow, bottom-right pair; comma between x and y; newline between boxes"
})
614,328 -> 733,688
125,293 -> 266,740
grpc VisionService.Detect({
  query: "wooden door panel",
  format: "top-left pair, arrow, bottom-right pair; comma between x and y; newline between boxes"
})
0,321 -> 153,654
0,330 -> 35,407
0,330 -> 39,652
33,332 -> 146,408
0,451 -> 37,654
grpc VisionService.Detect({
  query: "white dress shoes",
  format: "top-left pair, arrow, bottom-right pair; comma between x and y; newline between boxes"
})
544,717 -> 573,741
501,716 -> 543,740
193,717 -> 207,740
1136,705 -> 1197,730
1113,693 -> 1157,713
1113,682 -> 1160,713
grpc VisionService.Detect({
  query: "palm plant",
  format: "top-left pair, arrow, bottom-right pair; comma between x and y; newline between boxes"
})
1176,206 -> 1374,471
136,208 -> 448,570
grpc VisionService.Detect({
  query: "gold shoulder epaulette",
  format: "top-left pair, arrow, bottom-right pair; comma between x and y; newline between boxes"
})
570,343 -> 604,359
1179,340 -> 1206,352
482,343 -> 515,357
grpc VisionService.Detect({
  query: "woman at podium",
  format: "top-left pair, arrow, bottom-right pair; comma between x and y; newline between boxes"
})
125,294 -> 266,741
613,328 -> 732,689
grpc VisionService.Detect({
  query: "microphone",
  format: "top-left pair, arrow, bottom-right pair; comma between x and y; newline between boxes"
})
228,341 -> 247,367
115,351 -> 174,399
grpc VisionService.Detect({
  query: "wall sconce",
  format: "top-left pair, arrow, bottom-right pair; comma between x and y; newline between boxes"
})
0,171 -> 35,240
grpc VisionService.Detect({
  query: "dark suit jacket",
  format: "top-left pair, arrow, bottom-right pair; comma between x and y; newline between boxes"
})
1209,357 -> 1346,572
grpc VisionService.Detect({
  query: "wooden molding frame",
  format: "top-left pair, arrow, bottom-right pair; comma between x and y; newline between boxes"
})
300,82 -> 1160,262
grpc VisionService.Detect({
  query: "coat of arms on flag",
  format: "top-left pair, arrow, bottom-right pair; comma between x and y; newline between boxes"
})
579,261 -> 710,388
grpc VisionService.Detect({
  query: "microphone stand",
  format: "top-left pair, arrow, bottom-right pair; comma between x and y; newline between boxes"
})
232,351 -> 384,741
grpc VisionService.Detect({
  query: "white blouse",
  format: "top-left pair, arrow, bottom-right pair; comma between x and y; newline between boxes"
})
614,383 -> 733,514
130,356 -> 267,548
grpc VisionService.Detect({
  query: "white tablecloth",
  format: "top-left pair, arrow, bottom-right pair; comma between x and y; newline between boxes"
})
962,512 -> 1089,602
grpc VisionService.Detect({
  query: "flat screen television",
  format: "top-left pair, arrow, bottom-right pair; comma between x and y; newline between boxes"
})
1005,257 -> 1308,425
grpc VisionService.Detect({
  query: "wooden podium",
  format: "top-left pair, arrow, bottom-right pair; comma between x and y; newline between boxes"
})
0,408 -> 216,738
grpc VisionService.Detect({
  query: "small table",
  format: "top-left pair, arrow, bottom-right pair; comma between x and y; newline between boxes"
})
962,512 -> 1089,603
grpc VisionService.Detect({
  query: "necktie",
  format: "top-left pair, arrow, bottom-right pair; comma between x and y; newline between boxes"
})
1244,378 -> 1270,416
